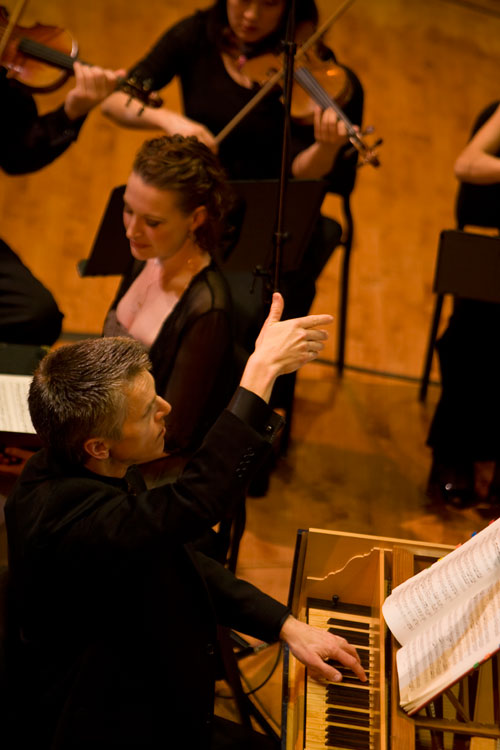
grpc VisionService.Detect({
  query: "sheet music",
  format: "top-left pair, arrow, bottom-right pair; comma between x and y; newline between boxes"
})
383,517 -> 500,645
396,577 -> 500,711
0,374 -> 35,434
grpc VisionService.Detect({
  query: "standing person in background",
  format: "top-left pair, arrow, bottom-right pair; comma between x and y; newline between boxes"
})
1,62 -> 123,346
427,101 -> 500,507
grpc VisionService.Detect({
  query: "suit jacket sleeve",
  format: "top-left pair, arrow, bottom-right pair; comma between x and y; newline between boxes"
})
195,550 -> 290,643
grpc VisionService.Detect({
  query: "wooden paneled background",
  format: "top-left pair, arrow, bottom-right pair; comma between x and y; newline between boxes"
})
2,0 -> 500,727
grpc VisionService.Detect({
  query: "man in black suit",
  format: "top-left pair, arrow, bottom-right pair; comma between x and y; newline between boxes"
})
5,293 -> 366,749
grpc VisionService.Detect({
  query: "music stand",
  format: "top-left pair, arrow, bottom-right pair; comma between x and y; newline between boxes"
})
78,186 -> 129,277
223,179 -> 327,273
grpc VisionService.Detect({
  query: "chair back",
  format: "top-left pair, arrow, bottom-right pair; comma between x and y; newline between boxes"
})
419,229 -> 500,401
433,229 -> 500,303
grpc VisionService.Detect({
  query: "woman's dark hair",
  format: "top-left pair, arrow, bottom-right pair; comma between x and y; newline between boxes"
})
208,0 -> 320,57
132,134 -> 235,254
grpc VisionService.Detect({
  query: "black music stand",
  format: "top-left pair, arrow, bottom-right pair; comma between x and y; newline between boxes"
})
78,186 -> 129,277
223,179 -> 327,273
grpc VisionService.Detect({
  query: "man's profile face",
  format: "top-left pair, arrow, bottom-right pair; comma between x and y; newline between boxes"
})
107,370 -> 171,469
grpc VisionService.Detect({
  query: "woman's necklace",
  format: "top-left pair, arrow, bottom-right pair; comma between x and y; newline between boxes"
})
118,246 -> 211,331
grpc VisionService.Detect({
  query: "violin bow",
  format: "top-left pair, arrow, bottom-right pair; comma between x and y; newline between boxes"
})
214,0 -> 357,145
0,0 -> 29,59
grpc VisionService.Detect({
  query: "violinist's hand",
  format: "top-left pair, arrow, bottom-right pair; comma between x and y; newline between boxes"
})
239,292 -> 333,403
292,106 -> 354,178
64,62 -> 126,120
280,615 -> 368,684
313,105 -> 351,147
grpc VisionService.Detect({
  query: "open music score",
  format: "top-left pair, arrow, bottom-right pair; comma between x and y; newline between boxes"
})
0,373 -> 35,435
282,528 -> 500,750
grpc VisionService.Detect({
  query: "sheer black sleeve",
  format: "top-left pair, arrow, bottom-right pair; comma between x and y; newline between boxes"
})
162,309 -> 234,453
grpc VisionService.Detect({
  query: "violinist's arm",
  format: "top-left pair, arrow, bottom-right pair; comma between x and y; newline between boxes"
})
291,107 -> 349,179
454,103 -> 500,185
101,91 -> 217,151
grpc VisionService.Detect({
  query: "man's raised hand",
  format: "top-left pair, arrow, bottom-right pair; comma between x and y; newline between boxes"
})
240,292 -> 333,402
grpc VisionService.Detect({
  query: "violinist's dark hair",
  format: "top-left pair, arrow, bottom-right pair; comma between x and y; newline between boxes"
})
132,134 -> 234,255
208,0 -> 320,57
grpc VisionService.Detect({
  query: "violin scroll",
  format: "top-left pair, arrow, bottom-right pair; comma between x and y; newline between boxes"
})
120,75 -> 163,111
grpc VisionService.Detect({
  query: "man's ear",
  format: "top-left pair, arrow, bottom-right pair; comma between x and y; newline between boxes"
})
83,437 -> 111,461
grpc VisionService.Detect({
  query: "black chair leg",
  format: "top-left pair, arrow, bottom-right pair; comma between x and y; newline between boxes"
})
337,242 -> 351,376
337,196 -> 354,376
419,295 -> 444,402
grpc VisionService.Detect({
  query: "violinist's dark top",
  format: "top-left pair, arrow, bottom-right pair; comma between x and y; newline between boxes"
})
128,10 -> 362,182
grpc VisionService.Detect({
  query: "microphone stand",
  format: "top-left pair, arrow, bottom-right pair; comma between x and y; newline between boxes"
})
253,0 -> 297,306
269,0 -> 297,297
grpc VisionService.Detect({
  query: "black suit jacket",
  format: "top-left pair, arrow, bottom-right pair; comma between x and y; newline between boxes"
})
5,389 -> 289,748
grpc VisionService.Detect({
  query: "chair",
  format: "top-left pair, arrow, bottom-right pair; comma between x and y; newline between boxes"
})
419,229 -> 500,401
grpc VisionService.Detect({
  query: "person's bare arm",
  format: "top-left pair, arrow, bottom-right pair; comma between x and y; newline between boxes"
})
454,103 -> 500,185
101,91 -> 217,151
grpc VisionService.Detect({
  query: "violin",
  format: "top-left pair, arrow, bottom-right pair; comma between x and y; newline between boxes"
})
0,5 -> 162,109
222,47 -> 381,168
294,63 -> 381,168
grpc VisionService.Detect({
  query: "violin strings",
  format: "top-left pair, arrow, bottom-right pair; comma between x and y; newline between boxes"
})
294,67 -> 359,140
18,38 -> 75,72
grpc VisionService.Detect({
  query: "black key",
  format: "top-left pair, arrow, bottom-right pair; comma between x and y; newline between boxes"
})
325,725 -> 370,749
326,707 -> 370,727
327,617 -> 370,631
328,627 -> 369,647
333,671 -> 370,685
326,684 -> 370,709
335,662 -> 370,676
325,653 -> 371,671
